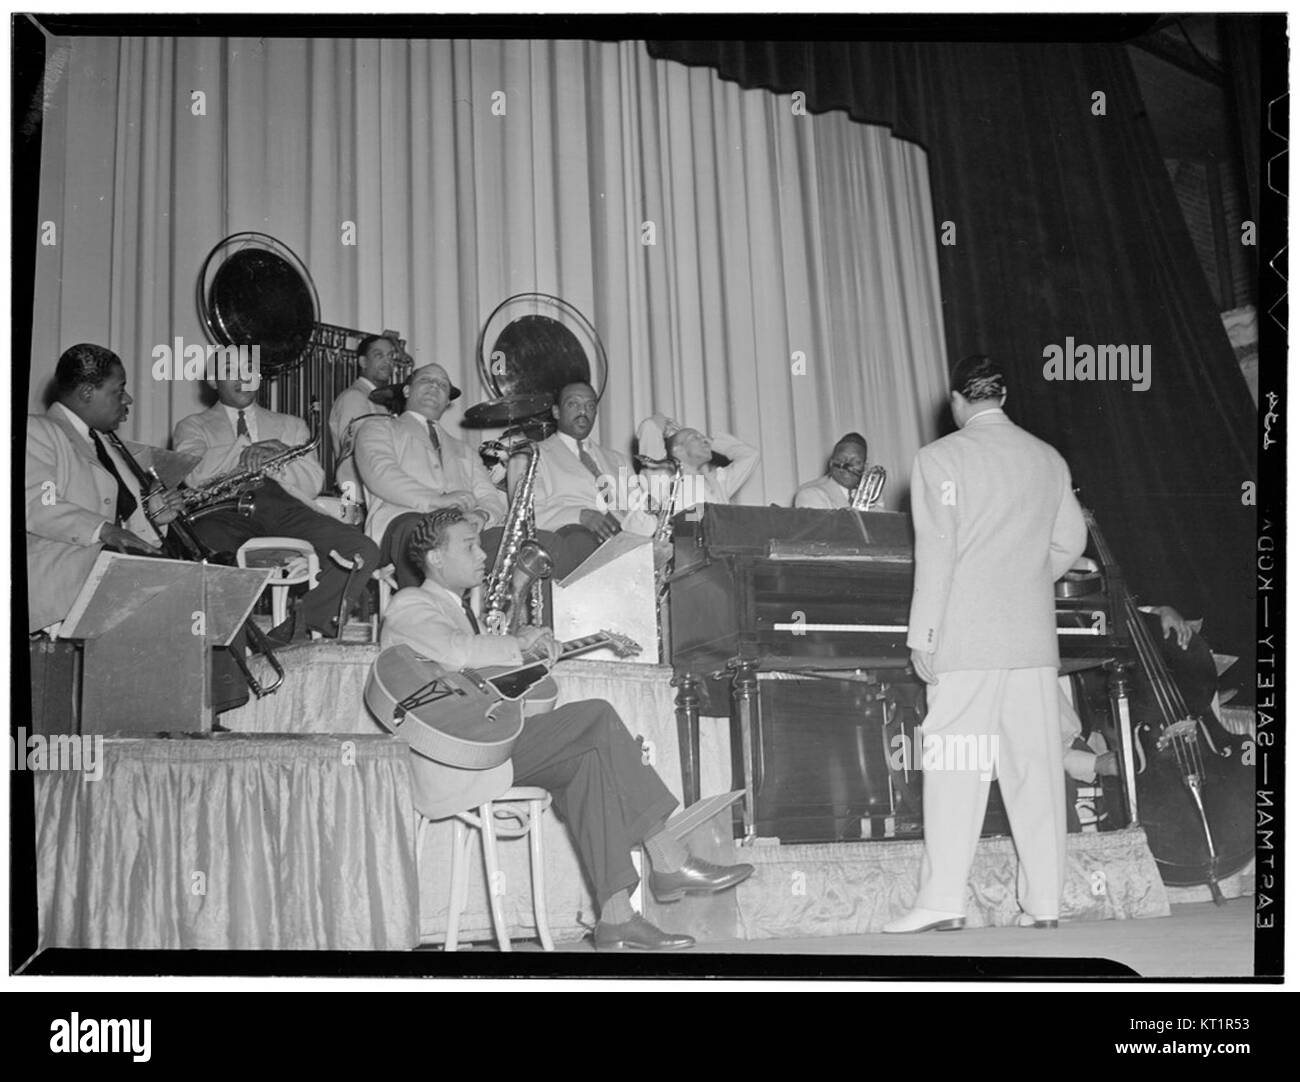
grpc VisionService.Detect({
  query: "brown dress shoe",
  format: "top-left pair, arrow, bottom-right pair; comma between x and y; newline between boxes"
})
594,913 -> 695,951
649,856 -> 755,903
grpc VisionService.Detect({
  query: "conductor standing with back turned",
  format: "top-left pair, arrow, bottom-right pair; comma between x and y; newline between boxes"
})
885,355 -> 1087,933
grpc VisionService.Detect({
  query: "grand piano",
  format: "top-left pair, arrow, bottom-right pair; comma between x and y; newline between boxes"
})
666,504 -> 1135,841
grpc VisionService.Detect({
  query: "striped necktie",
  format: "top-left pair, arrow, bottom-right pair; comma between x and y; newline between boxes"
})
576,439 -> 602,480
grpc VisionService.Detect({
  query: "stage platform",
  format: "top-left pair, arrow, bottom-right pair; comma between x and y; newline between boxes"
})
33,642 -> 1185,952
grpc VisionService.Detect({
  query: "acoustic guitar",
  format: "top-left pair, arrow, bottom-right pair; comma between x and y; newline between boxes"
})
364,630 -> 641,769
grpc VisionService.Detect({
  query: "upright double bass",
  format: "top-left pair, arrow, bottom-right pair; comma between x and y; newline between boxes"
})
1086,509 -> 1254,898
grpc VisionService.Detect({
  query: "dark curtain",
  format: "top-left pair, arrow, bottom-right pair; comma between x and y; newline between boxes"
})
1220,16 -> 1262,231
647,39 -> 1258,683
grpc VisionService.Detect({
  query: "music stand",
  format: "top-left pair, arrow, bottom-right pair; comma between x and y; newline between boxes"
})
61,552 -> 271,734
553,533 -> 658,663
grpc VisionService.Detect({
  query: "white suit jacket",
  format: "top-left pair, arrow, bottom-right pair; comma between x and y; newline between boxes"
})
634,419 -> 760,512
379,580 -> 520,818
173,403 -> 324,506
906,408 -> 1087,673
793,474 -> 853,509
25,404 -> 164,631
532,432 -> 656,535
354,411 -> 507,545
329,377 -> 388,495
381,580 -> 524,670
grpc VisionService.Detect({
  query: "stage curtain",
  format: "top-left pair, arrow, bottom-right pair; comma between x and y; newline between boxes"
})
34,735 -> 419,950
646,38 -> 1259,676
31,37 -> 948,510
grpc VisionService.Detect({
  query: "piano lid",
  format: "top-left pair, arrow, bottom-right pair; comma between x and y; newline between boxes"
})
692,504 -> 914,559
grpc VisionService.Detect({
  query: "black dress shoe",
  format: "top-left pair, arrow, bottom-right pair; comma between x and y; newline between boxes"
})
265,612 -> 311,649
594,913 -> 695,951
649,856 -> 755,903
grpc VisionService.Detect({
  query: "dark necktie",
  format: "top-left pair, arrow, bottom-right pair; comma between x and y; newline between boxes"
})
576,439 -> 602,480
89,430 -> 138,526
236,409 -> 250,438
461,592 -> 481,634
427,421 -> 442,464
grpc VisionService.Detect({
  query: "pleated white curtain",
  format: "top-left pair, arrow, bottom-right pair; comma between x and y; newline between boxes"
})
32,37 -> 948,507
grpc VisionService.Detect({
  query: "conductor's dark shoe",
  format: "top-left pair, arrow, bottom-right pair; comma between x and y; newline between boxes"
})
649,856 -> 755,902
594,913 -> 695,951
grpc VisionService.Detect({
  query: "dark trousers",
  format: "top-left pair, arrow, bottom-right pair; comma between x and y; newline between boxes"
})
511,700 -> 678,905
188,479 -> 379,634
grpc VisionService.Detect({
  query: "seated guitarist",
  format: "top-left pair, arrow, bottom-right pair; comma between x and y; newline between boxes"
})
381,507 -> 753,950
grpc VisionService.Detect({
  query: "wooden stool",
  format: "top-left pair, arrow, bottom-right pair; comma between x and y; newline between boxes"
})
418,787 -> 555,952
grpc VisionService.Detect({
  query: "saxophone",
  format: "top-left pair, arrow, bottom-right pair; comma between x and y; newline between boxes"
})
481,437 -> 553,635
184,406 -> 322,521
850,464 -> 887,510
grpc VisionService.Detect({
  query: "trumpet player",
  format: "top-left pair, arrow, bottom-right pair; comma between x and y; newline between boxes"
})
793,432 -> 886,510
26,344 -> 186,633
635,412 -> 759,514
174,376 -> 379,645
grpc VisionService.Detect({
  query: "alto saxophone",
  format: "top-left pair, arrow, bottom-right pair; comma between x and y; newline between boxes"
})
850,464 -> 887,510
184,406 -> 322,521
481,437 -> 553,635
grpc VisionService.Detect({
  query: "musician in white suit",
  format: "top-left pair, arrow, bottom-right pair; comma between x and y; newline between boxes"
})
532,381 -> 657,576
174,377 -> 379,643
328,333 -> 399,497
885,355 -> 1087,933
635,412 -> 760,513
382,507 -> 753,950
353,363 -> 507,589
25,344 -> 183,632
793,432 -> 885,509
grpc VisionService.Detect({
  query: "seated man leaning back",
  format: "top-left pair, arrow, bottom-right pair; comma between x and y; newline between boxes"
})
380,507 -> 754,950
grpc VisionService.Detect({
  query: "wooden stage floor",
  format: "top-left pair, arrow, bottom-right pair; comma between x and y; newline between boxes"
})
487,900 -> 1255,978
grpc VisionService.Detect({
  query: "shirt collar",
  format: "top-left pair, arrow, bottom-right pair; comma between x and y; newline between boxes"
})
357,376 -> 376,392
421,577 -> 471,612
53,401 -> 95,444
403,408 -> 432,427
963,405 -> 1008,427
557,431 -> 583,455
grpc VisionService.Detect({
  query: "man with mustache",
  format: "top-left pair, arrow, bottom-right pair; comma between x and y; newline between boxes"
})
174,374 -> 379,645
26,343 -> 186,633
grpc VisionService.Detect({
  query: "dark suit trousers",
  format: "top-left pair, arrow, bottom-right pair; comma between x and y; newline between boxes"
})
511,699 -> 678,906
189,479 -> 379,633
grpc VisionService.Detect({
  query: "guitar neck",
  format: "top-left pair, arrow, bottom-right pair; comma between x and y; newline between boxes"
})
559,633 -> 612,661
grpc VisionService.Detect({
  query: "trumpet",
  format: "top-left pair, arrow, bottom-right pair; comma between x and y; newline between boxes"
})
850,464 -> 887,510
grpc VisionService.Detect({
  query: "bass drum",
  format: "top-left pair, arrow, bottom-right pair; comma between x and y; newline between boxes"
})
197,232 -> 319,377
475,293 -> 608,435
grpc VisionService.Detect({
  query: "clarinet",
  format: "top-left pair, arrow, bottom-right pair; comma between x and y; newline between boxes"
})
104,432 -> 285,697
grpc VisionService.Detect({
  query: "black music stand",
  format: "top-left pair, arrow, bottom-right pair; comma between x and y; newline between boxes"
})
61,552 -> 270,735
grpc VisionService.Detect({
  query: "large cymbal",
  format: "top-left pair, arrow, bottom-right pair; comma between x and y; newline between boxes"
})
369,385 -> 405,411
462,393 -> 554,428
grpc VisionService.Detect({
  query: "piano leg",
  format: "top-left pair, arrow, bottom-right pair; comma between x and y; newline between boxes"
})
672,672 -> 702,807
729,660 -> 760,841
1106,661 -> 1140,827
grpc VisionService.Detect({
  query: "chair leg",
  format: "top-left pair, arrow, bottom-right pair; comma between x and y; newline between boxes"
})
271,584 -> 287,627
528,800 -> 554,952
479,802 -> 511,952
445,818 -> 468,952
